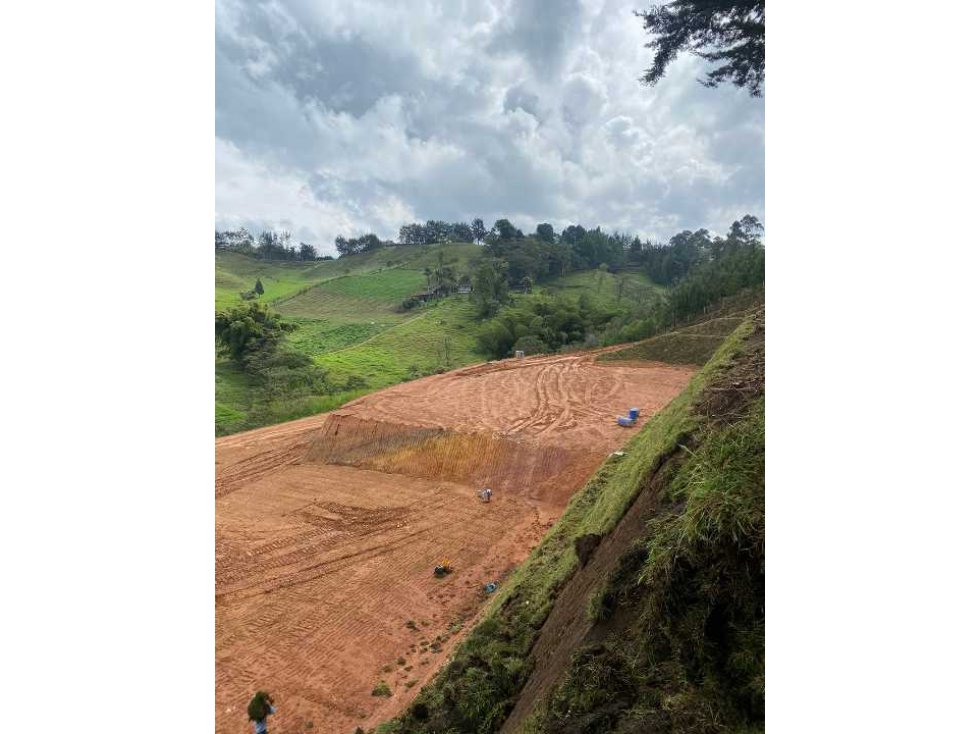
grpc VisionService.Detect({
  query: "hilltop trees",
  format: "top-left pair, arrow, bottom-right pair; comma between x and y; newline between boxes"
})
215,227 -> 255,253
535,223 -> 555,243
489,219 -> 522,242
217,228 -> 328,261
638,0 -> 765,96
397,220 -> 480,246
335,233 -> 386,256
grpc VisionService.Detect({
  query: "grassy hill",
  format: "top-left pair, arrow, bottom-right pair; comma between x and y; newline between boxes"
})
215,245 -> 667,436
215,244 -> 483,435
378,306 -> 765,734
215,244 -> 490,435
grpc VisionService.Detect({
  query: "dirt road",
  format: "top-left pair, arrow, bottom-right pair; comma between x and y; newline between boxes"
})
216,351 -> 695,733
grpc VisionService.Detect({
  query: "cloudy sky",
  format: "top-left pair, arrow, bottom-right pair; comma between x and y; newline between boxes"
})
216,0 -> 764,255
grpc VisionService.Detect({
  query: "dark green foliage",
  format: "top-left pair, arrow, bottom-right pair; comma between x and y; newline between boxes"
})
513,335 -> 547,356
254,278 -> 264,296
247,691 -> 273,722
535,223 -> 555,243
639,0 -> 765,96
642,228 -> 713,285
489,218 -> 522,242
217,302 -> 336,424
215,302 -> 295,366
216,227 -> 256,253
484,237 -> 571,286
217,227 -> 324,260
259,229 -> 299,261
299,242 -> 317,260
471,258 -> 510,317
601,219 -> 765,346
475,294 -> 616,358
471,218 -> 487,244
336,233 -> 387,256
244,345 -> 332,402
397,220 -> 477,245
471,215 -> 763,358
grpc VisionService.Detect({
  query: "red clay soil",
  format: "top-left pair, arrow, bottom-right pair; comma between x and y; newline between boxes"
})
215,352 -> 695,734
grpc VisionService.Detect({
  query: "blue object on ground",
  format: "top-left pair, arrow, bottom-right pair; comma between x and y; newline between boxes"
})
628,407 -> 640,420
616,416 -> 635,427
485,582 -> 498,593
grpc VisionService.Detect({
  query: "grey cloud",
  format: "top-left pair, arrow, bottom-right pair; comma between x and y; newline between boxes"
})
491,0 -> 583,79
215,0 -> 764,255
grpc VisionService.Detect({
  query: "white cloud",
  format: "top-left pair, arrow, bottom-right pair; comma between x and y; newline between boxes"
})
216,0 -> 764,254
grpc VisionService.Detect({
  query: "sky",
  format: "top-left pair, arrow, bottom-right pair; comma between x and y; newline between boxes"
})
215,0 -> 764,256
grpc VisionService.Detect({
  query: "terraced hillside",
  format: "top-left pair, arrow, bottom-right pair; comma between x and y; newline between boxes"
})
215,244 -> 486,435
215,245 -> 667,436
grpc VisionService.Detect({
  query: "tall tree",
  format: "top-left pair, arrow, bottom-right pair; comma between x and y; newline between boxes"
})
471,258 -> 509,317
535,223 -> 555,243
638,0 -> 765,96
259,231 -> 277,261
471,218 -> 487,244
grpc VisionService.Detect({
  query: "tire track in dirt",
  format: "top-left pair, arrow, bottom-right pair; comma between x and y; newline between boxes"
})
215,352 -> 697,734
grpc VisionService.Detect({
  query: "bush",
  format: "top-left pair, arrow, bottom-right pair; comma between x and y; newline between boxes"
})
372,681 -> 392,697
513,335 -> 547,356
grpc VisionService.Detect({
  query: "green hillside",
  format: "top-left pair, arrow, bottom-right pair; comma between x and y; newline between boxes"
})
214,235 -> 758,436
215,244 -> 486,435
379,307 -> 765,734
543,268 -> 665,310
214,244 -> 672,436
215,243 -> 482,309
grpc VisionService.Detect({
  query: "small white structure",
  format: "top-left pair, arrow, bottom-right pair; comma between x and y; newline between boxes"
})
479,487 -> 493,503
515,350 -> 525,359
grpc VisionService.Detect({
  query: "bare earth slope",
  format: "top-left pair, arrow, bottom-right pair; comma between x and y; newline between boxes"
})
216,351 -> 695,734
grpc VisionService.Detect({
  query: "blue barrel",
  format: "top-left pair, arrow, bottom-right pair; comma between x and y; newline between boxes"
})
617,416 -> 635,427
628,408 -> 640,420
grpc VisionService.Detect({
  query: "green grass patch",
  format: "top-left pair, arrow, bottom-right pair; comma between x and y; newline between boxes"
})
315,297 -> 482,388
543,269 -> 664,310
372,681 -> 393,697
601,310 -> 757,367
534,398 -> 765,733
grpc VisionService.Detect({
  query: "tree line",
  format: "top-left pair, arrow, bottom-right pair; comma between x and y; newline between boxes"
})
472,215 -> 765,357
215,228 -> 325,262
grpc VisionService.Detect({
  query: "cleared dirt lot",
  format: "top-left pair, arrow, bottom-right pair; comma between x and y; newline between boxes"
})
216,352 -> 695,733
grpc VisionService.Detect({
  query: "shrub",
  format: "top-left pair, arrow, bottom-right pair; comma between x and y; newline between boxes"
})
372,681 -> 392,697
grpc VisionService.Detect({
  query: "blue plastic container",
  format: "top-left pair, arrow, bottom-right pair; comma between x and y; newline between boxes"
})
617,416 -> 635,427
628,408 -> 640,421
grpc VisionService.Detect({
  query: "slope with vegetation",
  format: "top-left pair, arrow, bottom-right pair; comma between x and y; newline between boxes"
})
376,306 -> 764,734
215,216 -> 763,436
